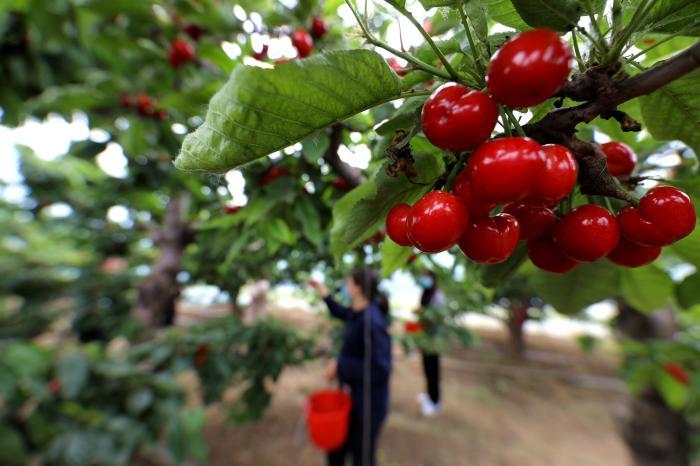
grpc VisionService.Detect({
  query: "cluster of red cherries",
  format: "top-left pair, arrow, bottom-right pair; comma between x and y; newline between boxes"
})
254,16 -> 327,62
385,28 -> 696,273
119,92 -> 168,120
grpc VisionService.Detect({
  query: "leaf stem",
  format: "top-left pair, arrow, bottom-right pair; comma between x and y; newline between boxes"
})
626,29 -> 692,61
582,0 -> 605,46
571,31 -> 586,69
499,107 -> 512,137
458,3 -> 486,80
343,0 -> 453,81
505,109 -> 526,137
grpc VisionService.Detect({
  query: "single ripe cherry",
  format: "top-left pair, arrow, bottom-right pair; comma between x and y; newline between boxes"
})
225,205 -> 242,214
388,57 -> 407,76
486,28 -> 572,108
262,167 -> 291,185
527,234 -> 579,274
254,44 -> 269,61
467,137 -> 545,203
184,24 -> 205,41
458,214 -> 520,264
617,205 -> 669,247
664,363 -> 690,385
503,203 -> 556,241
407,191 -> 469,253
607,238 -> 661,268
136,92 -> 154,117
527,144 -> 578,206
421,83 -> 498,152
639,186 -> 696,243
291,29 -> 314,58
310,16 -> 328,39
168,38 -> 196,68
451,169 -> 497,218
553,204 -> 620,262
386,203 -> 413,247
332,178 -> 353,191
601,141 -> 637,177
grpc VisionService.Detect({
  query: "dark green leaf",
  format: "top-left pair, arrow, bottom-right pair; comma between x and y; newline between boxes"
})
126,388 -> 154,415
482,0 -> 530,30
380,239 -> 413,277
175,50 -> 401,173
641,0 -> 700,36
294,197 -> 322,247
675,272 -> 700,309
57,352 -> 90,399
511,0 -> 582,31
480,243 -> 527,288
639,69 -> 700,155
0,426 -> 27,466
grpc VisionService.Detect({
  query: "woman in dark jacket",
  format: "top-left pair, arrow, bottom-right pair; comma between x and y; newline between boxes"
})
309,268 -> 392,466
416,269 -> 445,417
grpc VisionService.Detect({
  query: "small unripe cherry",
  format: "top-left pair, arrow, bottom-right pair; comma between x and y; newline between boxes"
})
553,204 -> 620,262
607,238 -> 661,268
407,191 -> 469,253
601,141 -> 637,177
421,83 -> 498,152
386,203 -> 413,247
458,214 -> 520,264
527,234 -> 578,274
503,203 -> 556,241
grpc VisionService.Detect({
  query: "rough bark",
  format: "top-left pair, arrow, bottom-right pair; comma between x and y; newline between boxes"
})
133,192 -> 196,328
614,300 -> 690,466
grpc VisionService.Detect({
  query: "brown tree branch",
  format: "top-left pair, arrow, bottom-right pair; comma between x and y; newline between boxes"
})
524,41 -> 700,201
323,124 -> 364,188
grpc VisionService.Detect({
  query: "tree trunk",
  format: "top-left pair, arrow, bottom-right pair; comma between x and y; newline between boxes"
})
614,300 -> 690,466
133,192 -> 195,328
506,304 -> 527,357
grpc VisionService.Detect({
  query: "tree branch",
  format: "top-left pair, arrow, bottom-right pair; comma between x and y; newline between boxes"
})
524,41 -> 700,201
323,124 -> 364,188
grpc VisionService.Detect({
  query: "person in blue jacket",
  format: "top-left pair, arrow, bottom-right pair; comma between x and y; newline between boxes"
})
309,268 -> 392,466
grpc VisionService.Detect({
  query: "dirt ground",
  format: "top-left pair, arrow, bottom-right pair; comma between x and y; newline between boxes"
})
199,307 -> 632,466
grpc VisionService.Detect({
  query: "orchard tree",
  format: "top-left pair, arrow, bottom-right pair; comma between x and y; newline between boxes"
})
172,1 -> 700,464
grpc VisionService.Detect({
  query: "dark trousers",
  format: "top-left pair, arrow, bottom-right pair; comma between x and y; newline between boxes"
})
327,409 -> 386,466
421,352 -> 440,404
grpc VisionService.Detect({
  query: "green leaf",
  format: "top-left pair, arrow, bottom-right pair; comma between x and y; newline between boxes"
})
380,239 -> 413,277
529,261 -> 621,314
482,0 -> 530,30
640,0 -> 700,36
301,131 -> 330,163
480,243 -> 527,288
175,50 -> 401,173
657,370 -> 689,410
675,272 -> 700,309
263,218 -> 297,246
57,352 -> 90,399
419,0 -> 457,8
330,180 -> 378,261
294,197 -> 322,247
340,149 -> 443,251
0,426 -> 27,466
511,0 -> 582,31
639,69 -> 700,155
126,388 -> 154,415
669,220 -> 700,264
2,343 -> 51,378
620,265 -> 674,313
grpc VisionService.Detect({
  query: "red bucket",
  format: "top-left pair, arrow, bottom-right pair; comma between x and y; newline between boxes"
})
404,321 -> 425,334
305,389 -> 352,451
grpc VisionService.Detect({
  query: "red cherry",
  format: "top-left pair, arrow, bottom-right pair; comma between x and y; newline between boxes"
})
407,191 -> 469,253
617,205 -> 669,247
225,205 -> 242,214
452,169 -> 497,218
135,92 -> 154,116
253,44 -> 269,61
332,178 -> 353,191
184,24 -> 205,41
422,20 -> 433,35
291,29 -> 314,58
458,213 -> 520,264
527,144 -> 578,206
467,137 -> 545,203
168,38 -> 196,68
119,93 -> 134,108
407,253 -> 418,264
261,167 -> 291,185
405,321 -> 425,334
153,109 -> 168,121
601,141 -> 637,177
421,83 -> 498,152
386,203 -> 413,247
503,203 -> 556,241
639,186 -> 696,243
664,363 -> 690,385
527,234 -> 578,273
607,238 -> 661,268
47,378 -> 63,395
487,28 -> 572,108
553,204 -> 620,262
388,57 -> 407,76
310,16 -> 328,39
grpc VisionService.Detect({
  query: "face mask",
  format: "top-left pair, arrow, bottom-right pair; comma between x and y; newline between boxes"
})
341,284 -> 351,302
418,276 -> 434,289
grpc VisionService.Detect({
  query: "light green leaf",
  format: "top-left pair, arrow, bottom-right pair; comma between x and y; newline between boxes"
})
657,371 -> 689,410
620,265 -> 674,313
639,69 -> 700,155
482,0 -> 530,30
126,388 -> 154,415
301,131 -> 330,163
57,352 -> 90,399
641,0 -> 700,36
294,197 -> 322,247
511,0 -> 582,31
529,261 -> 621,314
381,239 -> 413,277
669,227 -> 700,264
263,218 -> 297,246
330,180 -> 378,261
175,50 -> 401,173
